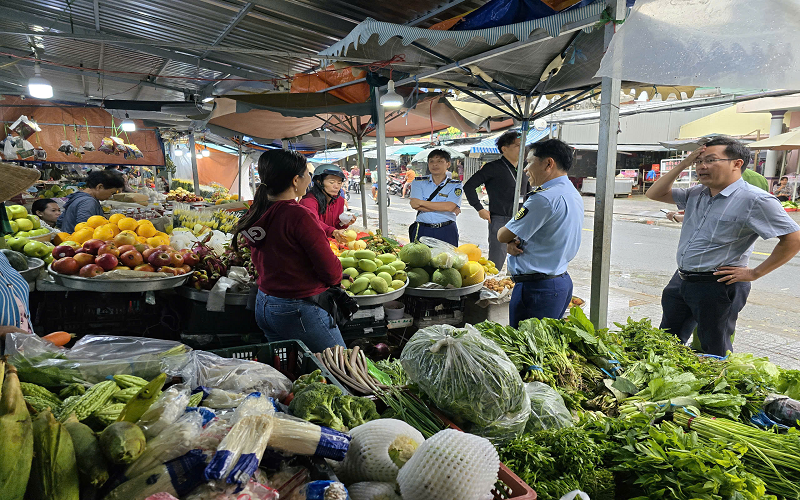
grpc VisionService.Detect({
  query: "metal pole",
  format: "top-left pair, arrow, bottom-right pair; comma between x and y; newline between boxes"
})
188,132 -> 201,196
374,88 -> 389,235
237,139 -> 243,199
355,137 -> 369,228
513,95 -> 532,213
281,139 -> 289,150
590,0 -> 625,329
167,142 -> 174,190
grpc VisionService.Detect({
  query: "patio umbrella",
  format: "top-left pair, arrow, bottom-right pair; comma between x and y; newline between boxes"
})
393,145 -> 424,155
746,129 -> 800,151
411,145 -> 465,163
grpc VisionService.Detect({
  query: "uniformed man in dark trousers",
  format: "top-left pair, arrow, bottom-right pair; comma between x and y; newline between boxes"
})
497,139 -> 583,327
408,149 -> 463,246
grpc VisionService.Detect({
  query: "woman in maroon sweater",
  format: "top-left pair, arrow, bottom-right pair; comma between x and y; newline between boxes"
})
299,164 -> 357,243
233,150 -> 346,352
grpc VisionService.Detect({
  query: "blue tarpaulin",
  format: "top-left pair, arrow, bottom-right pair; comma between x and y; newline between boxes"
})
470,127 -> 552,154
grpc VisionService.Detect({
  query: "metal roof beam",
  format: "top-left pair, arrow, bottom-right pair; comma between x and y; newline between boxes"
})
405,0 -> 470,27
2,10 -> 278,80
248,0 -> 358,35
199,2 -> 254,60
132,59 -> 172,100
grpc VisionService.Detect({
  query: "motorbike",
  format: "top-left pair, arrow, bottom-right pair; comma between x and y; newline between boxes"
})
388,175 -> 405,196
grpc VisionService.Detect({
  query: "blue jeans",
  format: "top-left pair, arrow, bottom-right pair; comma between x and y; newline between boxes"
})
509,273 -> 573,328
255,291 -> 345,353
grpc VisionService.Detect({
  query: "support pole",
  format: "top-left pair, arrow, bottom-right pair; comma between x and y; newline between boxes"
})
374,88 -> 389,235
188,132 -> 200,196
167,142 -> 174,190
513,95 -> 532,213
237,139 -> 243,199
764,111 -> 786,178
355,137 -> 369,228
281,139 -> 289,150
590,0 -> 625,329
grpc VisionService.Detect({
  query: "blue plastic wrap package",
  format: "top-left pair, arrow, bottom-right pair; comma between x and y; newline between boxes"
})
185,406 -> 217,427
298,480 -> 348,500
455,0 -> 599,30
269,413 -> 352,461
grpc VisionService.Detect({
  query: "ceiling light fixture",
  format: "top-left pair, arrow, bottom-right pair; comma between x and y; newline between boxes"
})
202,96 -> 214,103
201,146 -> 211,157
28,62 -> 53,99
120,113 -> 136,132
380,80 -> 403,108
174,148 -> 184,157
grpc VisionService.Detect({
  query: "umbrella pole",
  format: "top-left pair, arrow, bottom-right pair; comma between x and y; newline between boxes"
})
375,98 -> 389,236
188,132 -> 201,196
237,138 -> 243,199
513,95 -> 532,214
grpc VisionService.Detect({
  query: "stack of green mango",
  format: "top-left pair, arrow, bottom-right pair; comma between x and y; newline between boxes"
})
338,249 -> 408,296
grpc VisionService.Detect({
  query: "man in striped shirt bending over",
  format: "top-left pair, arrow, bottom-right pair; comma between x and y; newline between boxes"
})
646,136 -> 800,356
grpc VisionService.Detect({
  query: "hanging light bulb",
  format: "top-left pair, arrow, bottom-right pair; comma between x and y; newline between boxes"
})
120,113 -> 136,132
28,62 -> 53,99
201,147 -> 211,157
380,80 -> 403,108
174,148 -> 184,157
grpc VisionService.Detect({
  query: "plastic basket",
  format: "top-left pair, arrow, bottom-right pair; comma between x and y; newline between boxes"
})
210,340 -> 348,394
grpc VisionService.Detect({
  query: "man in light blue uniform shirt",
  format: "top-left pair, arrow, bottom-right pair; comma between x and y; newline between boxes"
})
409,149 -> 462,246
498,139 -> 583,327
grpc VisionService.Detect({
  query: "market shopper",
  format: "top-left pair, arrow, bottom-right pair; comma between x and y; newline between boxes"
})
464,131 -> 530,271
31,198 -> 61,229
408,149 -> 463,246
497,139 -> 583,327
57,169 -> 125,232
646,136 -> 800,356
774,176 -> 794,201
0,162 -> 41,338
234,150 -> 346,352
299,164 -> 357,244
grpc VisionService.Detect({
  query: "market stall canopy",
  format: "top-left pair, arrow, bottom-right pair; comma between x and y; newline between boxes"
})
364,145 -> 424,159
411,145 -> 465,162
309,149 -> 361,163
0,96 -> 164,166
173,143 -> 240,190
596,0 -> 800,89
470,126 -> 552,154
320,1 -> 608,97
746,130 -> 800,151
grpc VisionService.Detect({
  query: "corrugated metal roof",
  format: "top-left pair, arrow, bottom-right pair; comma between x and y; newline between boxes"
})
0,0 -> 491,103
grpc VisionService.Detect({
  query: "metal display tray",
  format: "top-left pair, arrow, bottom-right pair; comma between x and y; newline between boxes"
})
176,284 -> 252,306
354,279 -> 408,306
48,267 -> 192,292
404,280 -> 485,298
21,257 -> 44,282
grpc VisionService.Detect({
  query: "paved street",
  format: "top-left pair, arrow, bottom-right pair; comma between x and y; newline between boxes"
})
349,191 -> 800,369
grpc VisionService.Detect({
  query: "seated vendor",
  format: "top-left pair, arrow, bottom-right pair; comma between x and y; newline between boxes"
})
0,162 -> 41,338
31,198 -> 61,231
57,169 -> 125,233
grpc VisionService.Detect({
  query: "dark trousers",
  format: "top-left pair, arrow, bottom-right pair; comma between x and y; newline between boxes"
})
509,273 -> 573,328
488,215 -> 512,271
659,270 -> 750,356
408,222 -> 459,246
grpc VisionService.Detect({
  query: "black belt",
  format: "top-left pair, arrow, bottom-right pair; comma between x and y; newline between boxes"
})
678,269 -> 719,282
512,272 -> 565,283
416,220 -> 454,229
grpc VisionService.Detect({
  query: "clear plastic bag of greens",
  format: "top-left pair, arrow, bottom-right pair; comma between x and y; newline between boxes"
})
400,324 -> 530,442
179,351 -> 291,400
419,237 -> 469,270
5,332 -> 192,386
524,382 -> 573,432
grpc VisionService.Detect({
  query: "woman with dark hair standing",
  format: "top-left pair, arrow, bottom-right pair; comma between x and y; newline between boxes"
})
233,150 -> 346,352
300,164 -> 356,244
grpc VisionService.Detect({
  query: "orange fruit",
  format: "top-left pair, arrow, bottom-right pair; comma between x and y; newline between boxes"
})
118,217 -> 138,231
74,222 -> 88,232
457,243 -> 482,262
86,215 -> 108,228
93,224 -> 116,241
53,232 -> 72,245
108,213 -> 126,225
71,228 -> 95,245
136,236 -> 148,244
136,223 -> 157,238
136,219 -> 154,228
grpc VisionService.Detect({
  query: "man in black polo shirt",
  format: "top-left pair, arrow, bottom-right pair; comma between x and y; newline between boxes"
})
464,131 -> 529,271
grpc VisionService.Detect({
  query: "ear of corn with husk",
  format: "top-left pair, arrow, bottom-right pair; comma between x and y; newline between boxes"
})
0,360 -> 34,500
63,414 -> 109,488
28,410 -> 80,500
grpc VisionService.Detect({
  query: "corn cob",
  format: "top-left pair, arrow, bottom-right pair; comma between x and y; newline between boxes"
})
111,386 -> 142,403
57,380 -> 118,422
20,382 -> 62,407
188,391 -> 204,407
0,362 -> 34,500
28,410 -> 80,500
24,395 -> 61,414
112,374 -> 148,389
92,403 -> 125,427
63,415 -> 109,488
59,383 -> 86,399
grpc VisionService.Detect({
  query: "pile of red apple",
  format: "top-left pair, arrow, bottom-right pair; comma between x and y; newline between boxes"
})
50,231 -> 199,278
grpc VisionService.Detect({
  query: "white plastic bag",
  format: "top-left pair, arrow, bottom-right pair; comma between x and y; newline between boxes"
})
137,385 -> 191,440
127,411 -> 205,477
524,382 -> 574,432
180,351 -> 291,400
419,236 -> 468,270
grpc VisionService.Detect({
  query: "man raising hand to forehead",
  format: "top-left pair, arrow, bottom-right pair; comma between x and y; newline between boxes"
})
646,136 -> 800,356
